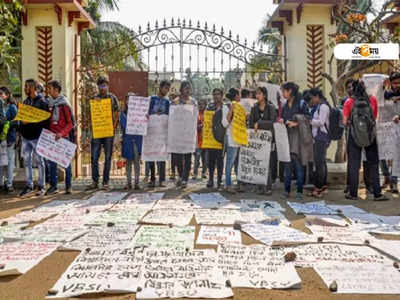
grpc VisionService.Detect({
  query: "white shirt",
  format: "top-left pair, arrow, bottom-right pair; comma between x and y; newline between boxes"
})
311,103 -> 330,138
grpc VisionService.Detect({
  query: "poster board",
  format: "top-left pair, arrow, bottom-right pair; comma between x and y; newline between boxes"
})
142,115 -> 169,161
274,123 -> 291,162
90,98 -> 114,139
14,103 -> 50,123
202,111 -> 223,149
232,102 -> 248,146
126,96 -> 150,135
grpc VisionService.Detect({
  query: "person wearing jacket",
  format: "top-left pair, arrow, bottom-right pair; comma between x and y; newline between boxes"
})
206,88 -> 225,189
120,93 -> 143,190
45,80 -> 74,195
309,88 -> 330,198
249,86 -> 278,195
0,86 -> 17,194
19,79 -> 49,197
280,82 -> 311,200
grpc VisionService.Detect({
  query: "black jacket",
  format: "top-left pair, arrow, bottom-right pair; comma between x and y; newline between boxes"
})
19,94 -> 49,140
249,102 -> 278,131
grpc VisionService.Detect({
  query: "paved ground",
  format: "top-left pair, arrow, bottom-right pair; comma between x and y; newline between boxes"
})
0,177 -> 399,300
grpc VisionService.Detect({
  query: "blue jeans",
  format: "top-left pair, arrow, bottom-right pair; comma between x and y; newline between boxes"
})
284,155 -> 304,194
22,138 -> 45,188
91,137 -> 114,184
225,146 -> 238,187
0,143 -> 15,188
49,160 -> 72,189
380,160 -> 398,185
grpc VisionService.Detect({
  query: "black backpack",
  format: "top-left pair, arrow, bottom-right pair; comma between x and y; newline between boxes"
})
326,106 -> 344,141
350,97 -> 376,148
211,103 -> 230,144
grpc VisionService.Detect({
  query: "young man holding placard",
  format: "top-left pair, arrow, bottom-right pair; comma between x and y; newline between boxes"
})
45,80 -> 74,195
18,79 -> 49,197
86,76 -> 119,191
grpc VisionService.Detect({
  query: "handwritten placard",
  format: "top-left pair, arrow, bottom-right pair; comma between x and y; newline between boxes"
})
90,98 -> 114,139
141,209 -> 194,226
14,103 -> 50,123
315,262 -> 400,294
48,246 -> 146,298
36,129 -> 76,168
274,123 -> 291,162
167,105 -> 198,154
197,226 -> 242,245
217,244 -> 301,289
126,96 -> 150,135
142,115 -> 169,161
136,248 -> 233,299
202,111 -> 222,149
238,129 -> 272,185
232,102 -> 248,146
134,225 -> 195,249
376,122 -> 400,160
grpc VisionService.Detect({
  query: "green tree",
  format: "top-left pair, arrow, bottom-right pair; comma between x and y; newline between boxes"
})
0,0 -> 23,86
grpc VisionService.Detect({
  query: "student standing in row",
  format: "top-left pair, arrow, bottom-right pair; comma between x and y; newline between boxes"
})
343,80 -> 388,201
249,86 -> 278,195
206,88 -> 225,189
0,87 -> 17,194
19,79 -> 49,197
87,76 -> 119,191
171,81 -> 197,189
45,80 -> 74,195
120,93 -> 142,190
147,80 -> 171,188
309,88 -> 330,198
223,88 -> 241,194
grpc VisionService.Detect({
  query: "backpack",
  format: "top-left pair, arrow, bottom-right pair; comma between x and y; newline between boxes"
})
350,97 -> 376,148
211,103 -> 230,144
318,103 -> 344,141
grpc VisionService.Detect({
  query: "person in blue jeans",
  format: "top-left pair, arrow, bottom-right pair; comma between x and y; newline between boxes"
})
45,80 -> 74,195
86,76 -> 119,191
0,86 -> 17,194
17,79 -> 49,197
280,82 -> 311,200
222,88 -> 242,194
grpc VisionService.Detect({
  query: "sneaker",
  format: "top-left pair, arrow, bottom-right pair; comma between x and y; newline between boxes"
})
36,187 -> 46,196
159,181 -> 166,187
102,183 -> 110,191
192,175 -> 198,180
19,186 -> 34,197
124,184 -> 132,190
296,193 -> 303,201
85,182 -> 98,191
148,181 -> 156,188
345,194 -> 358,201
134,184 -> 140,190
176,178 -> 182,188
144,176 -> 149,183
202,173 -> 207,179
181,181 -> 187,188
374,194 -> 390,202
65,187 -> 72,195
170,174 -> 176,181
45,186 -> 59,196
206,181 -> 214,188
6,186 -> 14,194
280,192 -> 289,200
265,189 -> 272,196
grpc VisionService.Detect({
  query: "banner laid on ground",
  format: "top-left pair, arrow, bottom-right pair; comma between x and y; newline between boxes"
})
36,129 -> 77,168
232,102 -> 248,146
14,103 -> 51,123
238,129 -> 272,185
197,226 -> 242,245
167,105 -> 198,153
274,123 -> 291,162
202,111 -> 223,149
134,225 -> 195,249
142,115 -> 169,161
90,98 -> 114,139
126,96 -> 150,135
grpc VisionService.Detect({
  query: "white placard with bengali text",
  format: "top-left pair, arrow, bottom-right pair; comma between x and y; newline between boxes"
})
142,115 -> 169,161
273,123 -> 291,162
126,96 -> 150,135
36,129 -> 76,168
197,226 -> 242,245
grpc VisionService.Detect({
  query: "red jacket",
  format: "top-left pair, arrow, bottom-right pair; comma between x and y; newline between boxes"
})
49,104 -> 73,138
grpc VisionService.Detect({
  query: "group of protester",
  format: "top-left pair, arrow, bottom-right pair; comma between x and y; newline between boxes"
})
1,72 -> 399,201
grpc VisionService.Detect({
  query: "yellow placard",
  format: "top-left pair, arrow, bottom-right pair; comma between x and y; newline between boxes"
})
14,103 -> 51,123
232,102 -> 248,146
202,111 -> 223,150
90,98 -> 114,139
